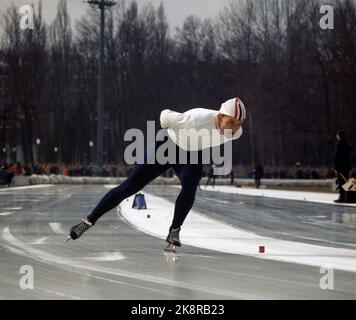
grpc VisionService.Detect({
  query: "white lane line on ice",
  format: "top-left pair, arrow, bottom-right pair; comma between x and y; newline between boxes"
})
81,252 -> 125,262
0,212 -> 14,216
2,207 -> 23,210
1,227 -> 126,265
0,226 -> 47,245
37,287 -> 82,300
2,243 -> 24,255
0,185 -> 54,192
28,237 -> 48,245
1,227 -> 256,299
49,222 -> 64,234
286,234 -> 356,247
200,185 -> 356,207
117,190 -> 356,273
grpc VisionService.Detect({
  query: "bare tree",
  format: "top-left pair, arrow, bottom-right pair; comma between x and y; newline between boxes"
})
2,1 -> 48,163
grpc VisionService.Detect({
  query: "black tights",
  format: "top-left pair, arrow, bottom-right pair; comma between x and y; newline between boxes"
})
87,139 -> 203,229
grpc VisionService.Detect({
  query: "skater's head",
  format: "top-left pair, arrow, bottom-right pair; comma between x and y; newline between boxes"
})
216,114 -> 243,137
336,130 -> 346,141
217,98 -> 246,137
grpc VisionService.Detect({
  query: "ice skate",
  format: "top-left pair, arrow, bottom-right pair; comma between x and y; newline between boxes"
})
164,227 -> 181,252
164,243 -> 177,253
66,218 -> 93,242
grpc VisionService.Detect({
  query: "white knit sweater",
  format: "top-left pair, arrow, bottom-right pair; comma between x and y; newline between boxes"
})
160,108 -> 243,151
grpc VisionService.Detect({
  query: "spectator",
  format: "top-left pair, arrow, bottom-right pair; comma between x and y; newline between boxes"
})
63,166 -> 69,176
102,166 -> 110,177
32,163 -> 42,175
205,165 -> 216,188
305,168 -> 311,179
296,169 -> 304,179
253,162 -> 264,188
279,170 -> 287,179
111,166 -> 118,177
15,162 -> 23,175
42,164 -> 49,175
229,170 -> 235,185
311,170 -> 320,179
24,165 -> 32,176
333,130 -> 352,203
50,164 -> 59,175
1,163 -> 15,186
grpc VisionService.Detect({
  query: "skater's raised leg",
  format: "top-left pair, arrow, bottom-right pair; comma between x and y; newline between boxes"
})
67,139 -> 170,241
87,161 -> 169,224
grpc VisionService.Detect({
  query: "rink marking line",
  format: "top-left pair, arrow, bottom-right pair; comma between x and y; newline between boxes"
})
81,252 -> 125,262
28,237 -> 48,245
2,243 -> 24,255
1,227 -> 258,299
214,199 -> 231,204
1,207 -> 23,210
0,185 -> 54,192
278,233 -> 356,248
150,249 -> 218,259
49,222 -> 64,234
199,185 -> 356,207
0,212 -> 14,216
37,287 -> 82,300
117,190 -> 356,273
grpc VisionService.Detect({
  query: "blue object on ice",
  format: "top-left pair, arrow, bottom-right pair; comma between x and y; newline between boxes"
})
132,193 -> 147,209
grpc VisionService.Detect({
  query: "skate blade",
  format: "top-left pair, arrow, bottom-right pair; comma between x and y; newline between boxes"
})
164,244 -> 176,253
65,236 -> 72,243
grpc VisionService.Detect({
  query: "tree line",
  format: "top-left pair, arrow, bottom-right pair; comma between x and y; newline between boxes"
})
0,0 -> 355,168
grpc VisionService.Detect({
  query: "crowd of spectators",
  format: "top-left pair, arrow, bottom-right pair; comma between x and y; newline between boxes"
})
1,161 -> 347,187
0,162 -> 124,186
0,162 -> 23,186
0,162 -> 127,181
247,168 -> 328,179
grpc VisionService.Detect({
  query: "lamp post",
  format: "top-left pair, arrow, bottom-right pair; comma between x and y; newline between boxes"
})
54,147 -> 58,163
2,147 -> 6,163
89,141 -> 94,164
36,138 -> 41,163
85,0 -> 116,167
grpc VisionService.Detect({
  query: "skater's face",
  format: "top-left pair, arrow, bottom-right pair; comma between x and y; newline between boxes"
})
217,114 -> 244,137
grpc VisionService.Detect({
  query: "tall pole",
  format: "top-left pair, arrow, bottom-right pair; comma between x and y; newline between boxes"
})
97,1 -> 105,167
86,0 -> 116,167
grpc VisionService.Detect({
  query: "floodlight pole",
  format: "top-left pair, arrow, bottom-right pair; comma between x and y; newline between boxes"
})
86,0 -> 116,167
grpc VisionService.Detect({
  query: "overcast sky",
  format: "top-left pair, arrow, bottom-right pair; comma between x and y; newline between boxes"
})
0,0 -> 233,32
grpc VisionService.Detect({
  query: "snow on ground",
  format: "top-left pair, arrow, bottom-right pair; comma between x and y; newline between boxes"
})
114,187 -> 356,273
199,185 -> 356,207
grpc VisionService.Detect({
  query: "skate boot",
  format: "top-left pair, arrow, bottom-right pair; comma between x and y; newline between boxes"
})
164,227 -> 181,253
66,218 -> 93,242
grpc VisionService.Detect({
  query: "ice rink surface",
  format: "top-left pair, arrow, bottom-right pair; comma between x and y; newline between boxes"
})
0,184 -> 355,299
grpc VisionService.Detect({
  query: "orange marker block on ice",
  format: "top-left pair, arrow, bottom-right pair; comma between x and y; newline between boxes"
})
259,246 -> 265,253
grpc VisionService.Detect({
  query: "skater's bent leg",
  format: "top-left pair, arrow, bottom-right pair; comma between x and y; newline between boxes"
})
171,164 -> 203,229
87,162 -> 169,224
